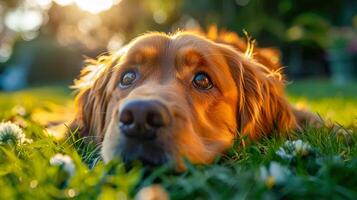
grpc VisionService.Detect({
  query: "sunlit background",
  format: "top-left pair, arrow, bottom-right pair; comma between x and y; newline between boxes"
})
0,0 -> 356,90
0,4 -> 356,197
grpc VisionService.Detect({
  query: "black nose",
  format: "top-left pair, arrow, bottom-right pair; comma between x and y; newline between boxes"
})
119,100 -> 170,140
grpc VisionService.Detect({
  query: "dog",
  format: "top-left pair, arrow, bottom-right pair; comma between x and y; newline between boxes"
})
70,30 -> 320,170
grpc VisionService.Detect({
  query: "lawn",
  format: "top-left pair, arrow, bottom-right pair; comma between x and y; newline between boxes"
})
0,80 -> 356,199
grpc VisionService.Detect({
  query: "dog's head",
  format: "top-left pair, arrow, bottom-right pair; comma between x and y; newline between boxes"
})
71,32 -> 297,169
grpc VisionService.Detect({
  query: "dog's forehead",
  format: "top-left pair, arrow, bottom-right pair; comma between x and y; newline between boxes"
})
125,32 -> 220,63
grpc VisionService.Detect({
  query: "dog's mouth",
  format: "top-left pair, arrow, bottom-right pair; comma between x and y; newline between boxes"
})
118,138 -> 171,167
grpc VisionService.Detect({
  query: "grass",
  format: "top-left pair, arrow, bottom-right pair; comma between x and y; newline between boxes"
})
286,79 -> 357,126
0,80 -> 356,199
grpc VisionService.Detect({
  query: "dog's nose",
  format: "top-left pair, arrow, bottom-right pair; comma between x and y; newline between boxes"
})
119,100 -> 170,140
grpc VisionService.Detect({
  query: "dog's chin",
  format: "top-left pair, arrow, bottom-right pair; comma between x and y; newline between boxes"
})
117,138 -> 171,167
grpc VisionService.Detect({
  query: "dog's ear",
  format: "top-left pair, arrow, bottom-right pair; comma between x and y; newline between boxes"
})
218,44 -> 297,139
69,55 -> 119,140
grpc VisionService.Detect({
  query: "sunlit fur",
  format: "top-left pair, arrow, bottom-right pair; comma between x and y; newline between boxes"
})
194,26 -> 283,71
70,31 -> 320,170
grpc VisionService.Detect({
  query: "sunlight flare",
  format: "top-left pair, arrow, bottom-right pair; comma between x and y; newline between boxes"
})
74,0 -> 115,14
53,0 -> 73,6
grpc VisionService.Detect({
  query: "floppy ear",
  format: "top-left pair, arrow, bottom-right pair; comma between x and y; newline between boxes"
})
69,55 -> 119,140
218,44 -> 298,139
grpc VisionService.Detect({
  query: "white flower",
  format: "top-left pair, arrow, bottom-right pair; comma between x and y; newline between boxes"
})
276,148 -> 293,161
50,154 -> 76,177
259,162 -> 291,188
276,139 -> 312,161
293,140 -> 311,155
0,121 -> 32,145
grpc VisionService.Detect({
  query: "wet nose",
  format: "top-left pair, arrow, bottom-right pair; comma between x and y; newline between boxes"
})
119,100 -> 170,140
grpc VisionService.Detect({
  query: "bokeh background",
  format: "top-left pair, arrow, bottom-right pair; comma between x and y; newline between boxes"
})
0,0 -> 355,173
0,2 -> 356,198
0,0 -> 356,91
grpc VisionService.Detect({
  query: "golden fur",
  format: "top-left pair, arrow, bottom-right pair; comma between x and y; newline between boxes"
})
70,30 -> 319,169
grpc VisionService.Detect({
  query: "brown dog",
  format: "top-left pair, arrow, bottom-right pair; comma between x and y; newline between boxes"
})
70,31 -> 319,170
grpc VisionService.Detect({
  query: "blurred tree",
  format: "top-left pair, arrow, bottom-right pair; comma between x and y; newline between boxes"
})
0,0 -> 355,90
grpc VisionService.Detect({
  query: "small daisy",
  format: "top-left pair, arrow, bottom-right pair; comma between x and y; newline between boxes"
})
276,139 -> 313,161
50,153 -> 76,177
276,148 -> 293,161
293,140 -> 312,155
259,162 -> 291,189
0,121 -> 32,145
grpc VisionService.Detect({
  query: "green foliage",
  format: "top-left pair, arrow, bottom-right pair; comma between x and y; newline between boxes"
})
0,82 -> 356,199
0,120 -> 141,199
140,131 -> 357,199
286,79 -> 357,125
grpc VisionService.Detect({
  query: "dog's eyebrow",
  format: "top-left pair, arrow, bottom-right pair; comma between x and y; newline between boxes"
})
126,46 -> 158,64
176,48 -> 205,68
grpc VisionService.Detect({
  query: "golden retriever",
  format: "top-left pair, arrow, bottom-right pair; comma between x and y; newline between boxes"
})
70,30 -> 319,170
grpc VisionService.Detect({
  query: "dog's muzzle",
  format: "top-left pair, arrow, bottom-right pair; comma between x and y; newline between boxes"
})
118,99 -> 171,166
119,99 -> 171,139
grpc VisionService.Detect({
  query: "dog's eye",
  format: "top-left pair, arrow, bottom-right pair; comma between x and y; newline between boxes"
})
120,71 -> 136,87
192,72 -> 213,90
